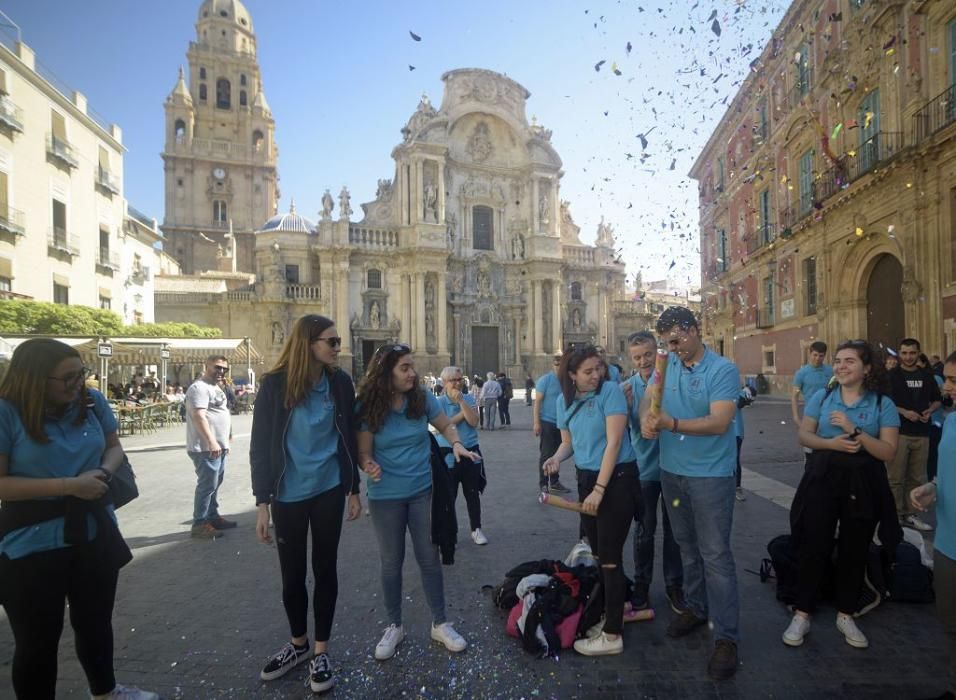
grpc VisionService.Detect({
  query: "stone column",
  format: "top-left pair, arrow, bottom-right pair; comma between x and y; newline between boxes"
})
513,315 -> 521,364
415,272 -> 426,351
336,261 -> 351,354
551,179 -> 560,237
452,312 -> 461,366
597,283 -> 608,349
437,274 -> 448,353
533,280 -> 543,354
415,159 -> 424,224
437,159 -> 446,223
400,273 -> 411,344
531,177 -> 539,233
551,281 -> 562,352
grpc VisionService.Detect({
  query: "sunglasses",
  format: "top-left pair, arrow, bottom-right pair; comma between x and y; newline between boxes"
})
376,343 -> 411,356
48,367 -> 91,385
314,336 -> 343,348
213,365 -> 229,374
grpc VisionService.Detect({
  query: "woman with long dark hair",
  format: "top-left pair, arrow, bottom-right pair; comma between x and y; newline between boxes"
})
356,344 -> 478,661
250,315 -> 362,693
0,339 -> 157,700
783,340 -> 900,650
542,345 -> 641,656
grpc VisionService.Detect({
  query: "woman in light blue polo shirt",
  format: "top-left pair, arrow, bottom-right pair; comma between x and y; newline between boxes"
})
0,339 -> 157,700
356,344 -> 479,662
543,345 -> 640,657
784,340 -> 900,651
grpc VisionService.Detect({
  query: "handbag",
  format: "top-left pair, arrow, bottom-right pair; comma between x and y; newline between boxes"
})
87,397 -> 140,508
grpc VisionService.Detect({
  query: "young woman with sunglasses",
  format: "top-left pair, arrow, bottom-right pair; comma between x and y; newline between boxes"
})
783,339 -> 900,650
0,339 -> 157,700
250,315 -> 362,693
542,345 -> 641,656
356,344 -> 478,661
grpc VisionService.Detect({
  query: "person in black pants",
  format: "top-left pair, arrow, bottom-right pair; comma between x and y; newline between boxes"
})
0,338 -> 158,700
250,315 -> 363,693
496,372 -> 513,427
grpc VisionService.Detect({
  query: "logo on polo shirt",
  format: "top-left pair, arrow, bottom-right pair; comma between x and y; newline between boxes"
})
688,377 -> 704,394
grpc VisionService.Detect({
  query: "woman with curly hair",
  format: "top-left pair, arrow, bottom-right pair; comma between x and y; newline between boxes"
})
783,339 -> 901,650
250,315 -> 362,693
356,344 -> 478,661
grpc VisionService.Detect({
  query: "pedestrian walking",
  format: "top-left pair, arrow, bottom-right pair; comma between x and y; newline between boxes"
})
735,385 -> 754,501
250,315 -> 363,693
0,339 -> 158,700
543,345 -> 640,656
496,372 -> 513,427
533,354 -> 571,493
783,340 -> 901,651
622,331 -> 686,615
480,372 -> 502,430
640,306 -> 742,680
185,355 -> 235,539
356,344 -> 477,661
524,373 -> 535,406
435,366 -> 487,545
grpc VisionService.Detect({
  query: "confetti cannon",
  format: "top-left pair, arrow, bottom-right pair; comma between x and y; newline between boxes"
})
538,491 -> 588,514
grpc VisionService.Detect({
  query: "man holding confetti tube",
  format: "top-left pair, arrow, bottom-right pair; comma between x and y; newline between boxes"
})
640,306 -> 741,681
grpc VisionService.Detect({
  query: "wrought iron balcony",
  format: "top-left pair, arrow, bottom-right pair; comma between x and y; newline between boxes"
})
96,248 -> 120,272
96,165 -> 121,194
0,205 -> 25,237
46,134 -> 79,168
746,223 -> 777,254
0,95 -> 24,132
756,307 -> 776,329
47,227 -> 80,257
852,131 -> 903,178
913,84 -> 956,143
788,69 -> 813,109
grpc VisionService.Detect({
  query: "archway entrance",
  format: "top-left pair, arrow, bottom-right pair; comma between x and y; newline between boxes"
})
865,253 -> 904,354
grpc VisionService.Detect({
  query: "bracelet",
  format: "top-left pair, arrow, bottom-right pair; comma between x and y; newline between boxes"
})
452,441 -> 464,449
672,417 -> 680,433
593,483 -> 607,492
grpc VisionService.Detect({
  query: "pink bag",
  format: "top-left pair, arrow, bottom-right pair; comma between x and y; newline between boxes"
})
506,601 -> 583,649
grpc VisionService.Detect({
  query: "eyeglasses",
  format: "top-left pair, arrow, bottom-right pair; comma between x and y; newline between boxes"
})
212,365 -> 229,374
314,336 -> 342,348
48,367 -> 91,385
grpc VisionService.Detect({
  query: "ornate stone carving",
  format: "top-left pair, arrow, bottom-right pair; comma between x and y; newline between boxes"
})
466,122 -> 494,163
271,321 -> 284,345
538,186 -> 550,223
401,93 -> 438,143
321,190 -> 334,220
446,213 -> 457,250
338,187 -> 352,220
511,232 -> 525,260
423,182 -> 439,223
369,300 -> 381,329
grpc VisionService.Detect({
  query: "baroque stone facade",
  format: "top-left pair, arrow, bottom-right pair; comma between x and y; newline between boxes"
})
691,0 -> 956,392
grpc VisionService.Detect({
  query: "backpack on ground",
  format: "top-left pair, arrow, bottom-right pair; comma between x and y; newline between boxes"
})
889,541 -> 934,603
763,534 -> 799,605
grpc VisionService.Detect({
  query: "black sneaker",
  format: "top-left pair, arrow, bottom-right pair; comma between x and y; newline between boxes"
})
550,481 -> 572,494
707,640 -> 738,681
630,583 -> 649,610
309,652 -> 334,693
666,611 -> 708,638
665,586 -> 688,614
260,641 -> 311,681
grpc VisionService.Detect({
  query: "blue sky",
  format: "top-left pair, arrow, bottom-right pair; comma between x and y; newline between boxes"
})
0,0 -> 789,286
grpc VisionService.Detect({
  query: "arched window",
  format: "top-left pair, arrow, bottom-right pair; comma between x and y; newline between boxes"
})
240,74 -> 247,86
174,119 -> 186,143
213,200 -> 227,224
252,129 -> 264,152
216,78 -> 231,109
367,269 -> 382,289
570,281 -> 582,301
199,67 -> 206,80
199,83 -> 207,101
473,205 -> 493,251
239,90 -> 247,107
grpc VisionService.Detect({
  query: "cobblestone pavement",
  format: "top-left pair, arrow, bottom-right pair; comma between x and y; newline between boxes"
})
0,397 -> 948,699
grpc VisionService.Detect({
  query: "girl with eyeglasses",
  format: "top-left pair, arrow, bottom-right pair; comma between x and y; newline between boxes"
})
250,315 -> 362,693
0,339 -> 157,700
542,345 -> 641,656
356,344 -> 478,661
783,339 -> 900,650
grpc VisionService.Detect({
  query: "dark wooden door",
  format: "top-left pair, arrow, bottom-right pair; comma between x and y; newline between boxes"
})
471,326 -> 499,376
866,254 -> 904,354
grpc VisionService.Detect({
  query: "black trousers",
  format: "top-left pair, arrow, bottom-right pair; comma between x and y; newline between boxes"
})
577,464 -> 641,634
271,485 -> 345,642
928,423 -> 942,481
537,420 -> 562,487
449,446 -> 483,530
0,543 -> 119,699
735,436 -> 743,488
498,397 -> 512,425
794,465 -> 876,614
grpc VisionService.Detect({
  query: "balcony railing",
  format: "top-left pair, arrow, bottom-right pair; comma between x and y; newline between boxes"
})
788,69 -> 813,109
0,95 -> 24,132
756,308 -> 776,328
96,249 -> 120,272
47,227 -> 80,256
96,165 -> 121,194
286,284 -> 321,300
46,134 -> 79,168
127,206 -> 156,230
746,223 -> 777,254
852,131 -> 903,178
0,205 -> 25,236
563,245 -> 596,266
913,84 -> 956,143
348,226 -> 400,249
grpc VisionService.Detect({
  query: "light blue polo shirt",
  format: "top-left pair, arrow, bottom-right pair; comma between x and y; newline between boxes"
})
804,388 -> 899,439
362,391 -> 441,500
607,364 -> 622,382
659,349 -> 740,477
932,375 -> 946,427
626,373 -> 661,481
935,412 -> 956,560
535,371 -> 561,424
556,381 -> 637,471
279,373 -> 341,502
435,393 -> 479,455
793,363 -> 833,403
0,389 -> 118,560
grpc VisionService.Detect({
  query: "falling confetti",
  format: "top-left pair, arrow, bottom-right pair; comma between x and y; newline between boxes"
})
409,30 -> 422,42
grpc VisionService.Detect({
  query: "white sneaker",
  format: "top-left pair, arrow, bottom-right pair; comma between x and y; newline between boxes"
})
735,487 -> 746,502
99,686 -> 160,700
573,632 -> 624,656
374,624 -> 405,660
836,614 -> 869,648
902,514 -> 934,532
471,528 -> 488,545
584,615 -> 606,639
431,622 -> 467,652
782,614 -> 810,647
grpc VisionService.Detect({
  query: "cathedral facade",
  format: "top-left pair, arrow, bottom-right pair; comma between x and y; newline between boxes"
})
155,1 -> 650,379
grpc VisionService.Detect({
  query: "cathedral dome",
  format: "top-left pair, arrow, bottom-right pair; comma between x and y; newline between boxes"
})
197,0 -> 253,33
258,201 -> 314,233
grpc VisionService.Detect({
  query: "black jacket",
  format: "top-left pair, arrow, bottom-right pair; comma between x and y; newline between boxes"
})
250,369 -> 361,505
429,435 -> 458,565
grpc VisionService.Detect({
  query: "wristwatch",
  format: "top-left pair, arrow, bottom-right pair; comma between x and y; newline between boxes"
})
849,427 -> 862,439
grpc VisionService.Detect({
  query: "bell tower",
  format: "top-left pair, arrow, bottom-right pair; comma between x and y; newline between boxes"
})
162,0 -> 278,274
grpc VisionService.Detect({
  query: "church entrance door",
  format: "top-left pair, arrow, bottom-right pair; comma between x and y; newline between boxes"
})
865,253 -> 904,354
471,326 -> 499,376
362,340 -> 377,374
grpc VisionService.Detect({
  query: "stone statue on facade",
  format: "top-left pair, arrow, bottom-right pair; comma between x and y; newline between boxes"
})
511,233 -> 525,260
539,190 -> 550,223
271,321 -> 284,346
446,213 -> 457,250
477,269 -> 491,296
572,307 -> 583,330
369,301 -> 381,329
466,122 -> 494,163
338,187 -> 352,220
423,182 -> 439,223
321,190 -> 334,220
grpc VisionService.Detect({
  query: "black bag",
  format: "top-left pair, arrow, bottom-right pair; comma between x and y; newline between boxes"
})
889,542 -> 934,603
107,455 -> 139,509
764,534 -> 799,605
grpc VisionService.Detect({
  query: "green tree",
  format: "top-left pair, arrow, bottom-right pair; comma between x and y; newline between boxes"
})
0,301 -> 222,337
121,322 -> 222,338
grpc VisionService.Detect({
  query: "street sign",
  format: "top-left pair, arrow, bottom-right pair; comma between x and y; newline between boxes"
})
97,343 -> 113,357
160,349 -> 171,360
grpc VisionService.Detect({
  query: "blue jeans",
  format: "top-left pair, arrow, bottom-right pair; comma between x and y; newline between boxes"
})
189,451 -> 227,525
633,479 -> 683,589
368,489 -> 445,626
661,472 -> 739,642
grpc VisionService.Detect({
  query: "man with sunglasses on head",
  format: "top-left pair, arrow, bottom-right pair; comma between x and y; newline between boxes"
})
185,355 -> 236,539
533,353 -> 572,493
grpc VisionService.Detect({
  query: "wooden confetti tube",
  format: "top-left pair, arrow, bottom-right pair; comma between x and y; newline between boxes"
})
538,491 -> 588,514
648,348 -> 669,417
